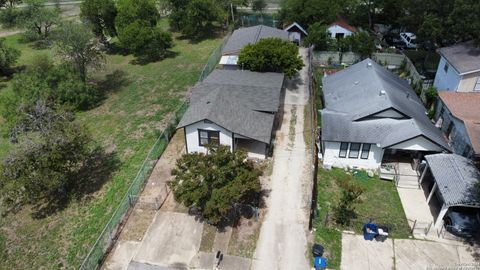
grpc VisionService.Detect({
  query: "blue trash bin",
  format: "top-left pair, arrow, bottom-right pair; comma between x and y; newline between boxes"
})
314,257 -> 328,270
363,223 -> 378,241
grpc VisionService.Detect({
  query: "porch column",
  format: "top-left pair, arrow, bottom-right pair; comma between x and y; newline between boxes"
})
435,203 -> 449,229
426,182 -> 437,204
419,163 -> 429,184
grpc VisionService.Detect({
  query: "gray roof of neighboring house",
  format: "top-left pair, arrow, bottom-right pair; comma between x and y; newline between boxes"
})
321,59 -> 449,150
425,154 -> 480,207
177,70 -> 285,144
439,41 -> 480,75
221,25 -> 289,55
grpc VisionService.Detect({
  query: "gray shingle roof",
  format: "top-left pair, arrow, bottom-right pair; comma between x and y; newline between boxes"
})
221,25 -> 289,55
425,154 -> 480,207
439,41 -> 480,75
177,70 -> 285,144
321,59 -> 449,150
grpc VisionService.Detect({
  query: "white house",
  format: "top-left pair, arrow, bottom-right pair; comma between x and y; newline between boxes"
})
177,70 -> 285,159
433,41 -> 480,92
284,22 -> 308,45
219,25 -> 289,69
321,59 -> 450,171
327,18 -> 357,39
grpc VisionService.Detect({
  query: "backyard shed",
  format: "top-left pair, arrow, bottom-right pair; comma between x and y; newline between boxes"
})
420,154 -> 480,228
284,22 -> 308,45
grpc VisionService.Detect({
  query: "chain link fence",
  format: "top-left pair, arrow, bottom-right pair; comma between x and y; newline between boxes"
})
79,103 -> 187,270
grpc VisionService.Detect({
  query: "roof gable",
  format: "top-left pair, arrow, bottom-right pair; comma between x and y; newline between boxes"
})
439,41 -> 480,75
284,22 -> 308,35
221,25 -> 289,55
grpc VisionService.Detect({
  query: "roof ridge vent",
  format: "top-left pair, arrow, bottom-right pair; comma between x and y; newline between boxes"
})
379,90 -> 386,96
367,61 -> 373,68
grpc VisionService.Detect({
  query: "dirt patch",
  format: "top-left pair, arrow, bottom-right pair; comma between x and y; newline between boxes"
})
119,208 -> 156,241
227,217 -> 262,258
199,224 -> 217,253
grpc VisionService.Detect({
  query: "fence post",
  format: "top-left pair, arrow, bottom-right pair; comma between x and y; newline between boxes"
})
411,219 -> 417,234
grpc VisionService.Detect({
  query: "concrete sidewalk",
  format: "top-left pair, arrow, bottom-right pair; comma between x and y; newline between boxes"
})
341,233 -> 479,270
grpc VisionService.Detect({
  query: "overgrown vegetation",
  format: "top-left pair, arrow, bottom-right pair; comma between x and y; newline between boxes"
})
238,37 -> 304,78
279,0 -> 480,46
0,21 -> 223,268
169,145 -> 262,225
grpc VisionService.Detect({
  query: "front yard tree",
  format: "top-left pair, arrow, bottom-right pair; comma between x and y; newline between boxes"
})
55,22 -> 105,83
21,0 -> 60,40
333,179 -> 364,226
349,32 -> 375,59
238,38 -> 304,78
80,0 -> 118,42
251,0 -> 267,13
116,0 -> 172,60
169,146 -> 262,225
181,0 -> 225,39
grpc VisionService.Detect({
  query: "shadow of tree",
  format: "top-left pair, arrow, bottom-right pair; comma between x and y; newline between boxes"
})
130,50 -> 179,66
95,69 -> 130,96
31,147 -> 121,219
176,27 -> 226,44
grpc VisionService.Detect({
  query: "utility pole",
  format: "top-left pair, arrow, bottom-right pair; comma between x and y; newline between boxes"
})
230,3 -> 235,25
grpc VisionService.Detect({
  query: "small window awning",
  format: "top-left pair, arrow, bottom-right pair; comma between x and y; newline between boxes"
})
425,154 -> 480,207
219,55 -> 239,65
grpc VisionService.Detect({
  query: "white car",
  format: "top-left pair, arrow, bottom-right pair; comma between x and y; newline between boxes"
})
399,32 -> 417,49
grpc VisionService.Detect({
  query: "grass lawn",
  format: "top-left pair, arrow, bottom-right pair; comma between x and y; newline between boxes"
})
314,167 -> 412,269
0,27 -> 224,268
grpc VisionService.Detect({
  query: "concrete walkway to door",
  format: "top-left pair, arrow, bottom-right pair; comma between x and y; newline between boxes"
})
395,162 -> 436,238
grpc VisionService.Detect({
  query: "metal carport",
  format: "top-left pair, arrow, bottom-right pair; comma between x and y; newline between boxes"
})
419,154 -> 480,228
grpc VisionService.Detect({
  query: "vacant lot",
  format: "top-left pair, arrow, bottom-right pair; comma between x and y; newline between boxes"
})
0,28 -> 223,268
314,168 -> 412,269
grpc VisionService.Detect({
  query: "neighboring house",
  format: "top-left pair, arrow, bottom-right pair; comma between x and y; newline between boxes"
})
177,70 -> 285,159
419,154 -> 480,228
434,92 -> 480,162
284,22 -> 308,45
327,18 -> 357,39
321,59 -> 450,171
433,41 -> 480,92
219,25 -> 289,69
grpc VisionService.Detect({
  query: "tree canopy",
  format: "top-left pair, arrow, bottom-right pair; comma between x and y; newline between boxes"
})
0,37 -> 20,75
54,21 -> 105,83
304,22 -> 332,50
238,38 -> 304,78
80,0 -> 118,41
116,0 -> 172,61
169,146 -> 262,225
20,0 -> 60,40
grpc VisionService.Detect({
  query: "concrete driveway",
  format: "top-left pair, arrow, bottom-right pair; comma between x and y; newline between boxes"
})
341,233 -> 479,270
252,48 -> 312,270
132,211 -> 203,268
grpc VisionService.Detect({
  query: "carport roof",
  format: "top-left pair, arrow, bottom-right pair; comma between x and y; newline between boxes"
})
425,154 -> 480,207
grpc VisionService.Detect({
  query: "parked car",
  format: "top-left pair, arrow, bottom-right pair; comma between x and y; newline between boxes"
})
399,32 -> 417,49
382,33 -> 406,49
444,207 -> 480,237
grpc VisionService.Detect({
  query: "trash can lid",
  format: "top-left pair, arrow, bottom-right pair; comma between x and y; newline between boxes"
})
314,257 -> 328,267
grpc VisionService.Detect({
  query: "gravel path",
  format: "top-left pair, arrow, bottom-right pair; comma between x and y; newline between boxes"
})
252,48 -> 312,270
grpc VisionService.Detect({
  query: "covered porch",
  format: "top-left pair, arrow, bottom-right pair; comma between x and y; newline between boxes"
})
234,136 -> 269,159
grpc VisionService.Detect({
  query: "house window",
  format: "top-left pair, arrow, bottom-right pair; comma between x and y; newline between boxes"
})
349,143 -> 361,158
474,77 -> 480,91
361,144 -> 371,159
444,62 -> 449,73
339,142 -> 349,158
336,33 -> 345,39
198,129 -> 220,146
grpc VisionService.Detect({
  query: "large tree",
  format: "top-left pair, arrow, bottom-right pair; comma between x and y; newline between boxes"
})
448,0 -> 480,45
80,0 -> 118,42
0,101 -> 93,210
168,0 -> 225,38
54,21 -> 105,83
238,38 -> 304,78
304,22 -> 332,50
169,146 -> 262,225
115,0 -> 173,60
20,0 -> 60,40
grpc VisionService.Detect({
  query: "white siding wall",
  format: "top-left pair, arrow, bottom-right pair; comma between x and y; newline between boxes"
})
185,121 -> 233,154
288,31 -> 302,42
389,136 -> 443,151
433,56 -> 461,91
323,141 -> 384,170
327,25 -> 353,38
